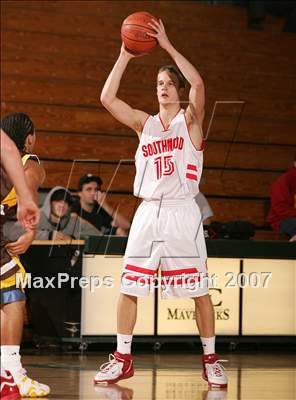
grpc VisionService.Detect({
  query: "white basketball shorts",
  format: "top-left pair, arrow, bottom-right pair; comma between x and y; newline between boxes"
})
121,198 -> 209,299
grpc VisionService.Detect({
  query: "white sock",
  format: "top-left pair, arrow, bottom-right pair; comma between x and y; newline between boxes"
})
200,336 -> 215,355
1,345 -> 23,377
117,334 -> 133,354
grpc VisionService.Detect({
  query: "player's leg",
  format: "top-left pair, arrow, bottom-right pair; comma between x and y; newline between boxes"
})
0,224 -> 21,400
193,216 -> 227,389
161,199 -> 227,388
117,293 -> 137,335
194,294 -> 227,389
0,303 -> 22,400
1,302 -> 27,397
0,260 -> 50,398
115,293 -> 137,379
1,301 -> 25,344
194,294 -> 215,338
94,201 -> 159,385
94,293 -> 137,385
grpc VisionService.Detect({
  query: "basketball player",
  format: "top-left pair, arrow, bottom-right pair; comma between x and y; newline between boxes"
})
1,129 -> 40,230
0,113 -> 50,397
94,19 -> 227,388
1,129 -> 40,400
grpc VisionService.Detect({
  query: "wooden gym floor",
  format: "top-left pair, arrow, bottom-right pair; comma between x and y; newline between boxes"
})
21,351 -> 295,399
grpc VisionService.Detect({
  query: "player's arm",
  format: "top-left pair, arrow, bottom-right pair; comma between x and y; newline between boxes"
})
100,45 -> 149,138
23,159 -> 46,204
1,130 -> 29,195
147,19 -> 205,149
5,159 -> 45,255
1,129 -> 40,229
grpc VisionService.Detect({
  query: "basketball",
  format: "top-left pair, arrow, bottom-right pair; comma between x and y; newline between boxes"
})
121,11 -> 158,55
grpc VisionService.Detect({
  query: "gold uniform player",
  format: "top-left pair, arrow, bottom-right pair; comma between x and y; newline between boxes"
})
0,113 -> 50,398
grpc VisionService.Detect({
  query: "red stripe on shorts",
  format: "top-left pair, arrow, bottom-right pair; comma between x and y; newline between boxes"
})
161,268 -> 198,277
125,264 -> 156,275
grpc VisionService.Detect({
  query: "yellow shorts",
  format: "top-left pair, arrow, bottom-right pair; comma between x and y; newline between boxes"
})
0,256 -> 26,305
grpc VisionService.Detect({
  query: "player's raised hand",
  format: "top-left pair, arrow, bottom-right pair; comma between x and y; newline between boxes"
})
147,19 -> 171,51
17,198 -> 40,230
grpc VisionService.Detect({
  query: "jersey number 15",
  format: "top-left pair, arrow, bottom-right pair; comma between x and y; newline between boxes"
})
154,155 -> 175,180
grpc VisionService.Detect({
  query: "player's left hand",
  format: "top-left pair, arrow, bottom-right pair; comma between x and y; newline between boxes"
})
5,229 -> 35,255
17,198 -> 40,230
147,19 -> 171,50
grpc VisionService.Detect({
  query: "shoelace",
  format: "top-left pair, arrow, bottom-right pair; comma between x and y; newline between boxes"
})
209,360 -> 228,377
99,354 -> 120,372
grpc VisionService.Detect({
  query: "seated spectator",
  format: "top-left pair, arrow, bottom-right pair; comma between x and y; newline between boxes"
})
71,174 -> 130,236
36,187 -> 102,240
267,160 -> 296,241
194,191 -> 214,225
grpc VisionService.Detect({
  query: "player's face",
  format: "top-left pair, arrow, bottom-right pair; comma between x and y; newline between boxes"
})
157,71 -> 180,105
79,182 -> 100,205
51,200 -> 69,218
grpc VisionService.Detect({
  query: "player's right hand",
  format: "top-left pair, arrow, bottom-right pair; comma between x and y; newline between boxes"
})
120,43 -> 147,58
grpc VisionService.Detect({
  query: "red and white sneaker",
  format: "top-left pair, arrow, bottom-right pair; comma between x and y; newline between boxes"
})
0,370 -> 21,400
94,352 -> 134,385
202,354 -> 228,389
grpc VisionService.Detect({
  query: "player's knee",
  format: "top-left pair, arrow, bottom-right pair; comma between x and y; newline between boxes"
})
193,294 -> 211,308
120,293 -> 138,304
2,299 -> 25,315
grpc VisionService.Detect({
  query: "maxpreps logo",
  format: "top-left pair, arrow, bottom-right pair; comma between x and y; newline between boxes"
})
167,289 -> 230,321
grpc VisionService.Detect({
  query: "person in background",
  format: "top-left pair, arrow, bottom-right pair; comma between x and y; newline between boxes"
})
267,159 -> 296,242
5,187 -> 103,242
71,174 -> 130,236
35,187 -> 102,240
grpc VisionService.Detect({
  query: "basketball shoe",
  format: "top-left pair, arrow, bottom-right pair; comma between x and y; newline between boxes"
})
94,352 -> 134,385
13,368 -> 50,397
0,369 -> 21,400
202,354 -> 228,389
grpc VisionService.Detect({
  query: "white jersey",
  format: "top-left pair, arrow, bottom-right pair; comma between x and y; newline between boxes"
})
134,109 -> 204,200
